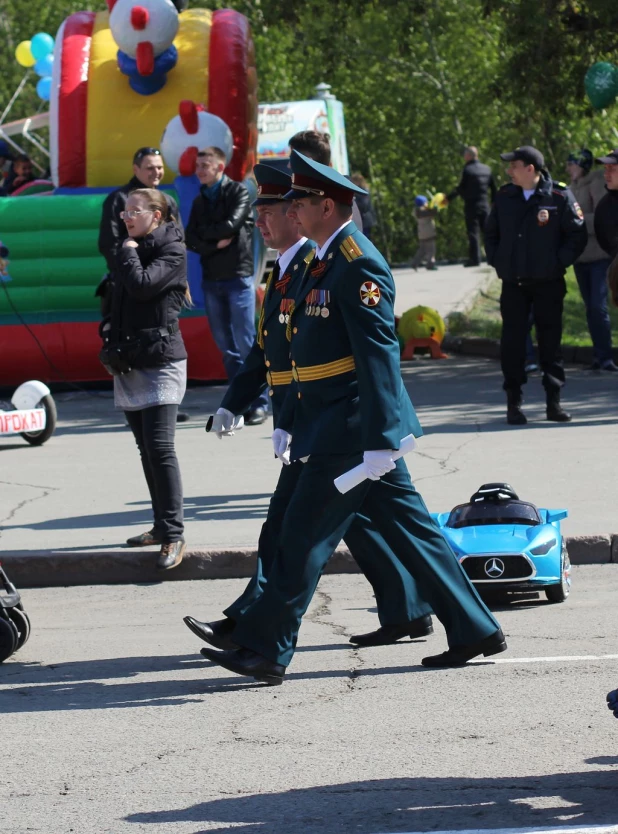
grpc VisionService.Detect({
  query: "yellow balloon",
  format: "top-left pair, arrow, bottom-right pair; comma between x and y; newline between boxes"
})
15,40 -> 36,68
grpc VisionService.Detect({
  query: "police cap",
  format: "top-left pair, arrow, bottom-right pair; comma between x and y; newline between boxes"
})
500,146 -> 545,171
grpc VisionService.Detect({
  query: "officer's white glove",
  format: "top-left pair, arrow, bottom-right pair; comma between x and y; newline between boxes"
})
363,450 -> 396,481
272,428 -> 292,465
206,408 -> 244,439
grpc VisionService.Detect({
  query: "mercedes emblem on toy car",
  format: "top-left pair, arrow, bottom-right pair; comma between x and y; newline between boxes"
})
0,380 -> 57,446
432,482 -> 571,603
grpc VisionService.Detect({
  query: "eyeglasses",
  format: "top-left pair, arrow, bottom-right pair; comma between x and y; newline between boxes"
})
120,210 -> 153,220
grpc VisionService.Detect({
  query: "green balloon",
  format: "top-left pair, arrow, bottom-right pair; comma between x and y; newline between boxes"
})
585,62 -> 618,110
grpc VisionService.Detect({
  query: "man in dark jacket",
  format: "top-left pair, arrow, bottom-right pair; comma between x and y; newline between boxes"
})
593,148 -> 618,262
594,148 -> 618,311
447,146 -> 497,267
185,147 -> 268,425
98,147 -> 180,273
485,146 -> 587,425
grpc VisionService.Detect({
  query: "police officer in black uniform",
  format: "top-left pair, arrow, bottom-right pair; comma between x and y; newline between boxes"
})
447,146 -> 497,267
485,146 -> 587,425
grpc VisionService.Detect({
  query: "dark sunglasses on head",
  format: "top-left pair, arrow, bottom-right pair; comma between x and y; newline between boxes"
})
133,147 -> 162,164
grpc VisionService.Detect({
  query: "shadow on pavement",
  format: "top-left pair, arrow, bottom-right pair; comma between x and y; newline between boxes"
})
0,493 -> 272,531
0,658 -> 452,712
403,359 -> 618,435
123,771 -> 618,832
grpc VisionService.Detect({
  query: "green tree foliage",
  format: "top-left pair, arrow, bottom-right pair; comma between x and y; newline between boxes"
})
2,0 -> 618,259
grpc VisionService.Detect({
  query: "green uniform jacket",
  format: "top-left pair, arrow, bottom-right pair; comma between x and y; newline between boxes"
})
280,221 -> 423,460
220,239 -> 315,423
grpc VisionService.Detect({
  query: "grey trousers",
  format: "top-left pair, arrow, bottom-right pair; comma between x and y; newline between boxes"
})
411,239 -> 436,267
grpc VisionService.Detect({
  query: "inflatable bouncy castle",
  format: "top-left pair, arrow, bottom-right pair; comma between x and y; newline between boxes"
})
0,1 -> 258,385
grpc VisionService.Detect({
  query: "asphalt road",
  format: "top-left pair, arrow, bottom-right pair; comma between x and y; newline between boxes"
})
1,566 -> 617,833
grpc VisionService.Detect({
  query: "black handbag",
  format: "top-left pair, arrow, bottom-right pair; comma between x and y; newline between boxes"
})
98,319 -> 179,376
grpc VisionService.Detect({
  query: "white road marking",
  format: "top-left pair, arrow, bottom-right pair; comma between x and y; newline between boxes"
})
470,654 -> 618,665
375,826 -> 618,834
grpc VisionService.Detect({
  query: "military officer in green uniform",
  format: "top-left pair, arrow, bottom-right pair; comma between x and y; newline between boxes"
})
200,153 -> 506,685
185,163 -> 433,651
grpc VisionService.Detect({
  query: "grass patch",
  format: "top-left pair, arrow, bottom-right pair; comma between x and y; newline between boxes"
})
447,267 -> 618,345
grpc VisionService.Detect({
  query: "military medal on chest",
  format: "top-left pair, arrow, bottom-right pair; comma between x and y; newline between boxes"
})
279,297 -> 294,324
305,288 -> 330,317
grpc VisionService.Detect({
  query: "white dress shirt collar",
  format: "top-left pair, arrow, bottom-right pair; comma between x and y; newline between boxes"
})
315,220 -> 354,260
276,236 -> 308,275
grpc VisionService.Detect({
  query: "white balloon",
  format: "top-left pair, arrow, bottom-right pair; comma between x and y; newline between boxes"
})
161,110 -> 234,175
110,0 -> 179,58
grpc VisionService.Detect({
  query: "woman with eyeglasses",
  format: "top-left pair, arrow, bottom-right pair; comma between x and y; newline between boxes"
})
107,187 -> 190,569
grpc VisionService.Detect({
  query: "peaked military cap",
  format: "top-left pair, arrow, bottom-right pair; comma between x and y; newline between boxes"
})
253,163 -> 293,205
286,150 -> 368,206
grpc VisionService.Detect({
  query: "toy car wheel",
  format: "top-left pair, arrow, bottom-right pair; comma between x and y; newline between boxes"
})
545,545 -> 571,603
20,394 -> 57,446
7,606 -> 31,650
0,614 -> 19,662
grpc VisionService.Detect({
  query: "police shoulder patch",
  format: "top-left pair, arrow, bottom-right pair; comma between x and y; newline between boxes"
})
341,235 -> 363,262
573,200 -> 584,220
360,281 -> 381,307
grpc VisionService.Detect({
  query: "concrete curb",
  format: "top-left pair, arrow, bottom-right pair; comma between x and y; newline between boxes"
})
1,535 -> 615,588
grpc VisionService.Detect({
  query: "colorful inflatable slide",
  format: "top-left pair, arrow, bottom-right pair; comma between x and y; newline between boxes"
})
0,1 -> 258,385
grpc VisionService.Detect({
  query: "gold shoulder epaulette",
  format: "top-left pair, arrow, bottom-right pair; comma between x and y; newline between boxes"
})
340,236 -> 363,262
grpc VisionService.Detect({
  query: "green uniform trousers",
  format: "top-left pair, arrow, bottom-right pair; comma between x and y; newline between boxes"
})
233,454 -> 500,666
224,459 -> 431,627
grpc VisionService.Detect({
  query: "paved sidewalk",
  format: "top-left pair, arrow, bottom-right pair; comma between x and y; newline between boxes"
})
1,263 -> 617,585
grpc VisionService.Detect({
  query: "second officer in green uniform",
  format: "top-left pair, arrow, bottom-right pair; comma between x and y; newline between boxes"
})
184,164 -> 433,651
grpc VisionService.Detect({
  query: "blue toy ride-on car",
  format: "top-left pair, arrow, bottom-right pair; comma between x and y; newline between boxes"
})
433,482 -> 570,603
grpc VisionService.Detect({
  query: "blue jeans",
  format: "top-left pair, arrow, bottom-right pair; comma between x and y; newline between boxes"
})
202,276 -> 269,411
574,259 -> 613,364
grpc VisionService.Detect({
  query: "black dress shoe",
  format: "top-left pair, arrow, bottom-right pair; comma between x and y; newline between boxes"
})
350,614 -> 433,647
183,616 -> 238,650
243,407 -> 268,426
176,412 -> 190,423
126,529 -> 162,547
422,628 -> 507,667
200,647 -> 285,686
157,539 -> 186,570
607,688 -> 618,717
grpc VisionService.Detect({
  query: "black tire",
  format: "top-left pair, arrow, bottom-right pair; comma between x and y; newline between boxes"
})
20,393 -> 57,446
6,607 -> 30,650
545,545 -> 571,603
0,615 -> 19,662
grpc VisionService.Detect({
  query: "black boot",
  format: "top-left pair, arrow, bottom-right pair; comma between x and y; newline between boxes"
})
506,389 -> 527,425
546,389 -> 571,423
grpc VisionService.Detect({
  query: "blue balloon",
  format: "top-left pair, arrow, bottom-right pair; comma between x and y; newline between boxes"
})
34,55 -> 54,77
30,33 -> 54,62
36,76 -> 52,102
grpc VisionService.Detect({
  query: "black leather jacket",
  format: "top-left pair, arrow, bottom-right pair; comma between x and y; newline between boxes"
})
98,177 -> 182,273
485,173 -> 587,284
185,175 -> 254,281
110,222 -> 188,364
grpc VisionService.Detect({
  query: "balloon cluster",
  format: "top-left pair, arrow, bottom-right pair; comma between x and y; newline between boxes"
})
585,62 -> 618,111
14,32 -> 55,102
